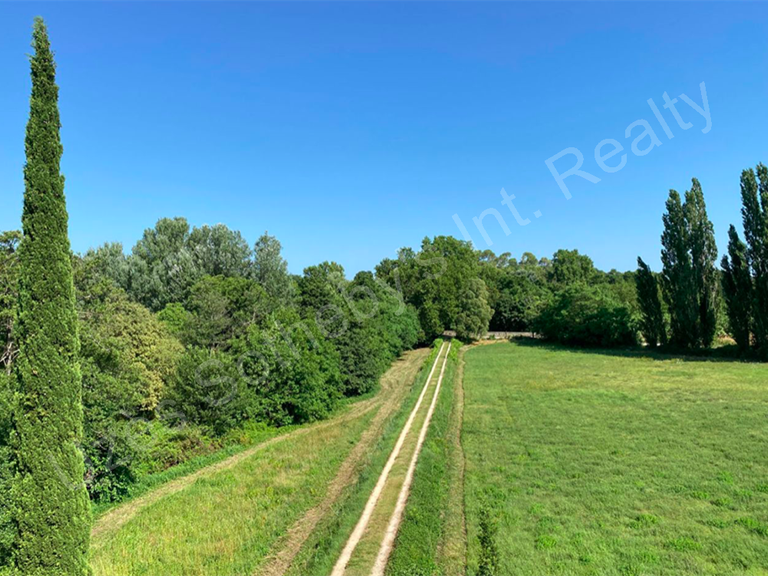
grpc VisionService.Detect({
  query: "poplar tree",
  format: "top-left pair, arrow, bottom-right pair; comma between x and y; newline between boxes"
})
684,178 -> 718,347
660,181 -> 718,349
721,225 -> 752,352
635,257 -> 667,347
744,166 -> 768,353
660,190 -> 698,348
12,18 -> 91,575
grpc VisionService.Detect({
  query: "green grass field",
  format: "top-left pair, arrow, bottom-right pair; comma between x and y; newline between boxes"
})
462,341 -> 768,576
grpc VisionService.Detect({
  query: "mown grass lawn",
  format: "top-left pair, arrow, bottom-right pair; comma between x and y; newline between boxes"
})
463,341 -> 768,576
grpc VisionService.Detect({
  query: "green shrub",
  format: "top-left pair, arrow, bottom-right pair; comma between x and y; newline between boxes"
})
534,285 -> 639,347
135,422 -> 219,476
168,348 -> 245,435
83,417 -> 143,503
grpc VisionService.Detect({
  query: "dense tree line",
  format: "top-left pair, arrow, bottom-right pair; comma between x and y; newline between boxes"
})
376,239 -> 640,347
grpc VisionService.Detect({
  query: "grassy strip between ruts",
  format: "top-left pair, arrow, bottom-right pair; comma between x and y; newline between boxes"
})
284,341 -> 445,576
462,340 -> 768,576
385,339 -> 464,576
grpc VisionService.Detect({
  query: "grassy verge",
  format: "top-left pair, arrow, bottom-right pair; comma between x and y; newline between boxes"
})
284,342 -> 445,576
463,340 -> 768,576
385,339 -> 463,576
90,407 -> 376,575
92,391 -> 376,519
91,422 -> 287,518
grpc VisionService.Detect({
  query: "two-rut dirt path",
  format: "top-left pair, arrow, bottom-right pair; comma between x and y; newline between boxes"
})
254,347 -> 430,576
330,340 -> 451,576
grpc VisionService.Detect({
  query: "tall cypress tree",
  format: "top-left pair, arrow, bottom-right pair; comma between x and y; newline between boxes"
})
684,178 -> 718,347
13,18 -> 91,575
721,225 -> 752,352
635,257 -> 667,347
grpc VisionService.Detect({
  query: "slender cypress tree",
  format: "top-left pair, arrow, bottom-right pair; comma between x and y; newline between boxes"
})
635,257 -> 667,347
12,18 -> 91,575
684,178 -> 718,347
721,225 -> 752,352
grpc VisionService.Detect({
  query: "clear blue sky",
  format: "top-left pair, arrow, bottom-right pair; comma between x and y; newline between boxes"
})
1,2 -> 767,275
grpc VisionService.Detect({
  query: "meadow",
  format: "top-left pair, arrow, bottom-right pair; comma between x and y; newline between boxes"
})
461,341 -> 768,576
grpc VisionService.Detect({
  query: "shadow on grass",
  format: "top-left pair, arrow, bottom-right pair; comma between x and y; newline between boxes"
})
508,336 -> 766,365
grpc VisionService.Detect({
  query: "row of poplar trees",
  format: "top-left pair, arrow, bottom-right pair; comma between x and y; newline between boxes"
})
636,178 -> 719,350
2,18 -> 92,575
637,170 -> 768,358
721,166 -> 768,356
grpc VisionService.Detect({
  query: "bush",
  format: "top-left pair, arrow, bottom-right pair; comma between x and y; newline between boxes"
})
534,285 -> 638,347
83,413 -> 220,503
239,309 -> 343,426
168,348 -> 245,435
135,422 -> 219,476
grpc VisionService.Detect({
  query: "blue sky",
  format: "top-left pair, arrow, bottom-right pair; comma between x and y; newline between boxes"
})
1,2 -> 767,275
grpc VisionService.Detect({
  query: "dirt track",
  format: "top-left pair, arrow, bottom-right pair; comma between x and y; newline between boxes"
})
330,341 -> 450,576
254,347 -> 430,576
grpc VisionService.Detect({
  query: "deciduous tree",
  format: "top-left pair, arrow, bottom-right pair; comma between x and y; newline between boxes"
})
685,178 -> 719,347
252,232 -> 294,305
660,188 -> 699,348
455,278 -> 493,341
0,231 -> 21,372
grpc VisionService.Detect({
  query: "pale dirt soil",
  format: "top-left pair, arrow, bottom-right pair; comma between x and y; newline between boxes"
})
369,343 -> 450,576
331,342 -> 450,576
